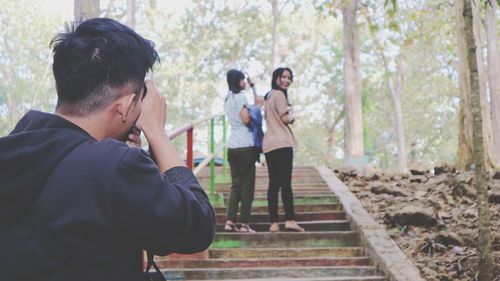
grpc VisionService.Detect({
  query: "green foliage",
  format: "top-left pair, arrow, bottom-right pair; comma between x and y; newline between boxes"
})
358,0 -> 460,169
0,0 -> 474,169
483,0 -> 500,7
384,0 -> 398,15
0,0 -> 63,135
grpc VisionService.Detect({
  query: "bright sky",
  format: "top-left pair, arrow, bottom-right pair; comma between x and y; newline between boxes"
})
39,0 -> 193,19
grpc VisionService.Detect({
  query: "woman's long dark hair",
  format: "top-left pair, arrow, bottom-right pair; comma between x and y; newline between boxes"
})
226,69 -> 245,94
265,67 -> 293,100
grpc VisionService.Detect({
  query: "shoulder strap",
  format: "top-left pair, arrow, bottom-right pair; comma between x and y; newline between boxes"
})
144,252 -> 166,281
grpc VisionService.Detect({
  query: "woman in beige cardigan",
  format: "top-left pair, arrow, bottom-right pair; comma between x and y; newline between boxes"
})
262,67 -> 304,232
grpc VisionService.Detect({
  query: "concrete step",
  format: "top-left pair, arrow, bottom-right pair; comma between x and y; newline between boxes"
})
156,256 -> 372,268
199,174 -> 324,179
201,186 -> 332,194
207,247 -> 366,259
247,182 -> 325,187
178,278 -> 386,281
186,166 -> 388,281
196,167 -> 320,178
211,186 -> 332,192
198,172 -> 321,179
215,211 -> 346,224
230,195 -> 339,206
249,172 -> 320,175
219,191 -> 335,198
213,203 -> 343,214
253,173 -> 324,178
256,171 -> 320,176
254,169 -> 319,173
216,220 -> 351,232
206,180 -> 330,186
211,231 -> 359,248
159,266 -> 383,280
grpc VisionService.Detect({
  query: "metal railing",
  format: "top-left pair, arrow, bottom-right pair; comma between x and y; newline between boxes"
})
143,113 -> 229,269
166,113 -> 228,204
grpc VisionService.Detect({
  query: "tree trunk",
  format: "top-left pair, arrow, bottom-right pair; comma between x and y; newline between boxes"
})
271,0 -> 280,72
103,0 -> 116,18
473,0 -> 496,169
462,0 -> 494,279
127,0 -> 136,28
342,0 -> 364,159
363,8 -> 407,172
485,0 -> 500,165
456,0 -> 474,170
327,128 -> 336,166
326,110 -> 344,166
455,0 -> 495,170
387,60 -> 408,172
74,0 -> 100,22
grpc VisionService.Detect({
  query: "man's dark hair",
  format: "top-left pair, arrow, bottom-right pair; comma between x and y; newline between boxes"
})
50,18 -> 160,116
226,69 -> 245,94
265,67 -> 293,100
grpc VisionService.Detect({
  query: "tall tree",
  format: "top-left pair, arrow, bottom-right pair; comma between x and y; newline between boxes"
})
456,0 -> 496,170
456,0 -> 474,170
461,0 -> 494,279
472,0 -> 496,169
388,59 -> 407,172
324,84 -> 344,166
270,0 -> 294,72
74,0 -> 100,22
127,0 -> 136,28
271,0 -> 280,71
361,1 -> 458,168
484,0 -> 500,164
364,6 -> 408,172
342,0 -> 364,159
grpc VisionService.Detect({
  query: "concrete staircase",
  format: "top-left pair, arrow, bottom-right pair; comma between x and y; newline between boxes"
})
155,166 -> 387,281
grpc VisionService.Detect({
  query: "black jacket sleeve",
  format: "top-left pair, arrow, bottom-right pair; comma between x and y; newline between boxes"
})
111,147 -> 216,256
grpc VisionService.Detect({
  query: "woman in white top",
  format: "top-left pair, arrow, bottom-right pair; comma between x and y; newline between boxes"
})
223,69 -> 262,233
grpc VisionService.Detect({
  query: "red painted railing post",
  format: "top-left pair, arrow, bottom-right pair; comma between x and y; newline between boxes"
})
187,127 -> 194,170
140,115 -> 222,271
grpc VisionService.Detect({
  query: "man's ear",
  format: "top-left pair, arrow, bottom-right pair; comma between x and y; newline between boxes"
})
115,93 -> 137,123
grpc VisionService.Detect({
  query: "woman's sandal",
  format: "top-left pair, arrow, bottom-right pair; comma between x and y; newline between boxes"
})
224,221 -> 239,232
239,224 -> 256,233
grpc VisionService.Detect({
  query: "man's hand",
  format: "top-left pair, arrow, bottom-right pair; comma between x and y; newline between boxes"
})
135,80 -> 166,137
134,80 -> 185,171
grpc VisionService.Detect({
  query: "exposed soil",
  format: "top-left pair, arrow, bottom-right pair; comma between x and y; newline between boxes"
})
332,164 -> 500,281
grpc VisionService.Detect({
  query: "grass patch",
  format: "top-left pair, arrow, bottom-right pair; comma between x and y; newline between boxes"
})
210,240 -> 241,249
252,197 -> 338,207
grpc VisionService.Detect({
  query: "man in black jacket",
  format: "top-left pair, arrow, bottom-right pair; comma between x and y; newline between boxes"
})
0,18 -> 215,281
